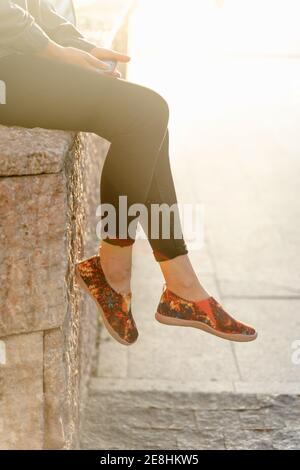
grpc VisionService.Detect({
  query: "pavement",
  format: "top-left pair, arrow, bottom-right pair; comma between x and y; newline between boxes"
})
80,0 -> 300,450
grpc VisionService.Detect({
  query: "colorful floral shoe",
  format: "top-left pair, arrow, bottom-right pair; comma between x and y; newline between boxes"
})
155,285 -> 257,342
75,255 -> 138,346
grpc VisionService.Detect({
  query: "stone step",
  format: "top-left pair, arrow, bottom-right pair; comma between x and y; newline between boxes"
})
81,379 -> 300,450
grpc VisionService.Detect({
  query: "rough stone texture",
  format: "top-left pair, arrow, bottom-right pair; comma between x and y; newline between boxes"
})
41,133 -> 107,449
0,171 -> 67,337
43,328 -> 66,450
81,388 -> 300,450
0,129 -> 107,450
0,332 -> 44,450
0,127 -> 74,176
0,132 -> 93,450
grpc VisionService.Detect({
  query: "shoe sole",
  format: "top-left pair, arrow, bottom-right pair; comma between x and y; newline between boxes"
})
75,265 -> 136,346
155,312 -> 257,342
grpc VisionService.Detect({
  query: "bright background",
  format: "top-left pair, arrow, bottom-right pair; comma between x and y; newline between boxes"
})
74,0 -> 300,392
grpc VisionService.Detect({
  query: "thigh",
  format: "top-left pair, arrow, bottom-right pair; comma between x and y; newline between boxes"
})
0,53 -> 160,141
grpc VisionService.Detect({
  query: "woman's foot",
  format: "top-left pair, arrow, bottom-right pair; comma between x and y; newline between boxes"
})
159,254 -> 210,302
99,240 -> 132,295
155,285 -> 257,342
157,254 -> 257,342
75,254 -> 138,345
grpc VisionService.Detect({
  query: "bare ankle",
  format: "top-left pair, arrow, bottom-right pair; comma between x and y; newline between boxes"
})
98,242 -> 132,294
103,265 -> 131,283
159,255 -> 209,301
167,277 -> 199,291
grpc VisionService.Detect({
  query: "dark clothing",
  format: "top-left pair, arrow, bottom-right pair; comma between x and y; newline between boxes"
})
0,53 -> 188,261
0,0 -> 96,58
0,1 -> 188,260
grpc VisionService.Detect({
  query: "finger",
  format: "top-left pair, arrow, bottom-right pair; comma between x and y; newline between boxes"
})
109,51 -> 131,62
93,47 -> 131,63
86,53 -> 110,70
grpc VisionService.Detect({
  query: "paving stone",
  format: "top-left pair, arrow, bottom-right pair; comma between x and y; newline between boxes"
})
224,429 -> 274,450
235,381 -> 300,395
238,410 -> 268,430
97,335 -> 129,378
195,410 -> 240,431
85,402 -> 196,433
89,377 -> 234,394
220,280 -> 300,298
82,387 -> 300,449
270,394 -> 300,408
82,422 -> 180,450
88,388 -> 220,411
259,408 -> 290,431
216,393 -> 261,410
266,407 -> 300,431
176,429 -> 225,450
119,407 -> 197,432
126,322 -> 239,382
188,136 -> 300,297
229,299 -> 300,384
272,430 -> 300,450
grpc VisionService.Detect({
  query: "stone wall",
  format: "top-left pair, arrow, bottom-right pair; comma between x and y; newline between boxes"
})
0,130 -> 108,449
0,0 -> 134,449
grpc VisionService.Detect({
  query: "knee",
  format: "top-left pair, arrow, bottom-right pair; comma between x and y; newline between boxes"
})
147,89 -> 170,127
135,86 -> 169,130
105,82 -> 170,140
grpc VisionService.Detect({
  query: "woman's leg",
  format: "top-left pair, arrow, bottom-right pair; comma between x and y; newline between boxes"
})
0,53 -> 191,292
139,130 -> 209,301
140,129 -> 188,262
100,123 -> 209,301
99,127 -> 190,293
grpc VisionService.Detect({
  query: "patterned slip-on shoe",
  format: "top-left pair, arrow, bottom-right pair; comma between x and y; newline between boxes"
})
75,255 -> 138,346
155,285 -> 257,342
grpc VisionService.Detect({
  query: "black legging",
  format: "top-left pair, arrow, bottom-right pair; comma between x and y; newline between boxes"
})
0,53 -> 188,261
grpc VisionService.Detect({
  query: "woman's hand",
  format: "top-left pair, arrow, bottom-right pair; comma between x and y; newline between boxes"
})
90,46 -> 131,78
36,40 -> 112,73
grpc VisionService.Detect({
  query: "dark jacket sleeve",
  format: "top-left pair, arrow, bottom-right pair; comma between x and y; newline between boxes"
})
0,1 -> 50,54
39,0 -> 97,52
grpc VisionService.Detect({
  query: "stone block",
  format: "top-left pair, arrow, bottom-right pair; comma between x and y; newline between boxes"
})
0,332 -> 44,450
0,172 -> 67,337
0,126 -> 74,176
43,328 -> 67,450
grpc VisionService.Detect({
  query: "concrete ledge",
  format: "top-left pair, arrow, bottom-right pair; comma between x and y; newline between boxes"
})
0,127 -> 74,176
0,132 -> 104,449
